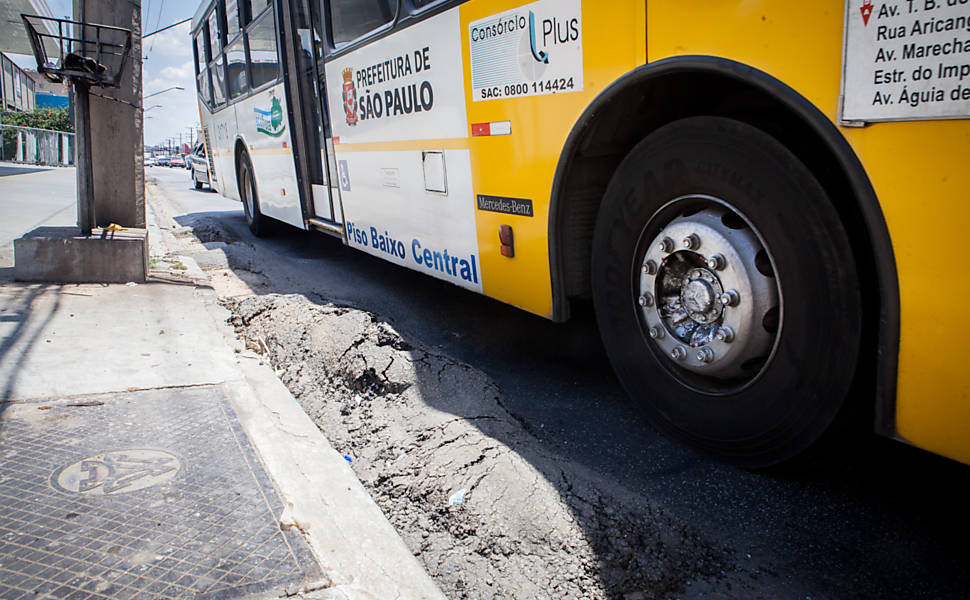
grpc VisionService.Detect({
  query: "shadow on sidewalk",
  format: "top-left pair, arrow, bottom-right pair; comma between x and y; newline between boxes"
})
0,283 -> 63,418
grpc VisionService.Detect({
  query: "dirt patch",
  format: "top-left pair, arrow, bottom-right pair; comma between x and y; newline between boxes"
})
224,294 -> 731,600
172,217 -> 239,245
146,186 -> 272,296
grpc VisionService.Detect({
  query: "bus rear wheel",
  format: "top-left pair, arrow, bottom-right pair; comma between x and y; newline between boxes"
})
591,116 -> 862,468
238,151 -> 265,236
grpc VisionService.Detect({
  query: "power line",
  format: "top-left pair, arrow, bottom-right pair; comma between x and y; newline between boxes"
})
143,18 -> 191,38
142,0 -> 152,58
154,0 -> 165,31
147,0 -> 165,57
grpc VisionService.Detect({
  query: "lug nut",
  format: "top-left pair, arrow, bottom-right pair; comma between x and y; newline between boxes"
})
649,326 -> 665,339
715,327 -> 735,343
719,290 -> 740,307
658,237 -> 674,253
638,293 -> 654,307
682,233 -> 700,250
670,346 -> 687,361
642,260 -> 658,275
696,347 -> 715,363
707,253 -> 726,271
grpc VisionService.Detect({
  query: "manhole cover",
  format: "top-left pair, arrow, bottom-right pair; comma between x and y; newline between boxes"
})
50,449 -> 181,495
0,386 -> 321,599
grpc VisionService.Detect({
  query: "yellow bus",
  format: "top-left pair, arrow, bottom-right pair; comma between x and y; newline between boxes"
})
191,0 -> 970,468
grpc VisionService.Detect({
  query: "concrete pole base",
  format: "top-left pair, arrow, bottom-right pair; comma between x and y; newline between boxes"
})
13,226 -> 148,283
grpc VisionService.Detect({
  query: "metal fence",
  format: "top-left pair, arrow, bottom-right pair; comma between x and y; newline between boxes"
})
0,123 -> 75,166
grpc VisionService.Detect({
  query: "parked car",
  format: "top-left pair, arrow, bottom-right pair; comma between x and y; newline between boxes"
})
170,155 -> 186,168
188,143 -> 209,190
157,156 -> 171,167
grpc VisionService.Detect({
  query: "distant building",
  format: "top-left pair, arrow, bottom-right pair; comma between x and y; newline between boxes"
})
27,68 -> 69,109
2,0 -> 63,111
1,52 -> 36,112
35,92 -> 69,109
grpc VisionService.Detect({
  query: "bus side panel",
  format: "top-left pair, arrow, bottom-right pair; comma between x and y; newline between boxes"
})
459,0 -> 646,318
207,103 -> 239,201
647,1 -> 970,464
325,1 -> 644,318
327,10 -> 481,292
233,84 -> 306,229
341,149 -> 483,292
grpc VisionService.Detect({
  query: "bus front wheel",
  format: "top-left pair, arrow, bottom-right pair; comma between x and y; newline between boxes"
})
238,151 -> 265,236
591,116 -> 862,468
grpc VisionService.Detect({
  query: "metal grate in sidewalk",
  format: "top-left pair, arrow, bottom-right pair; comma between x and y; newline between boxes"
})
0,386 -> 321,599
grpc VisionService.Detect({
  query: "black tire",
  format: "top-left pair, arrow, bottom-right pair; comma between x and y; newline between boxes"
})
591,116 -> 862,468
193,171 -> 203,190
238,151 -> 265,236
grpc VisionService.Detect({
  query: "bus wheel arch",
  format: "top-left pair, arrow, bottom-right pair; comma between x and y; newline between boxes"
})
549,55 -> 900,453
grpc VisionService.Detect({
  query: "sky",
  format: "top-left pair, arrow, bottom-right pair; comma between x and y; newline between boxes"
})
45,0 -> 202,149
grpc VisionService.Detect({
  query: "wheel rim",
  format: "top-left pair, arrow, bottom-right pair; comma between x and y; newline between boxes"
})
635,195 -> 782,394
242,164 -> 254,222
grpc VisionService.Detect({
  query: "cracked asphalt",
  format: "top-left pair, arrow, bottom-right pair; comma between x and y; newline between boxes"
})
147,166 -> 970,600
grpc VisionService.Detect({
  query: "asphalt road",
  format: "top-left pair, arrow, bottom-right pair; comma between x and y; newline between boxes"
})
149,166 -> 970,600
0,166 -> 50,177
0,166 -> 76,268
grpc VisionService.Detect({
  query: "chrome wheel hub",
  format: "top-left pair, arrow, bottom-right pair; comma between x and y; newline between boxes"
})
680,269 -> 723,325
637,200 -> 780,379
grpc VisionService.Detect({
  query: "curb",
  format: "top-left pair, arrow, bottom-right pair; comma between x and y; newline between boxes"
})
144,184 -> 445,599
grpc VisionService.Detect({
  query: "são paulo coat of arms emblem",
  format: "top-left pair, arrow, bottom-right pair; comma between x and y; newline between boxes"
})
342,67 -> 358,126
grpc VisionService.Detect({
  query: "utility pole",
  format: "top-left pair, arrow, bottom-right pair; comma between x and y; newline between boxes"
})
75,0 -> 144,229
15,1 -> 147,284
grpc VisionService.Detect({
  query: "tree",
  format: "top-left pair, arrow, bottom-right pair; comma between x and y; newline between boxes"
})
1,107 -> 72,132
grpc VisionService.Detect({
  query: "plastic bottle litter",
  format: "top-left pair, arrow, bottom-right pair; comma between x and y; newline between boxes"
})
448,488 -> 468,506
343,455 -> 353,464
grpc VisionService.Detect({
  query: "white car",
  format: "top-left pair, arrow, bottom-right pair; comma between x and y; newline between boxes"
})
188,143 -> 210,190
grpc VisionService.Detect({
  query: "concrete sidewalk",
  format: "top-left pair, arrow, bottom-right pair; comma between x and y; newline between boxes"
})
0,242 -> 444,596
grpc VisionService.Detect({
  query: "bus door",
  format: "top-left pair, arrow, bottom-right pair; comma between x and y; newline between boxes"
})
280,0 -> 343,228
315,69 -> 343,224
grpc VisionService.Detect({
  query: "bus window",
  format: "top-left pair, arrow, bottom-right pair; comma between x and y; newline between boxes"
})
250,0 -> 271,17
207,9 -> 222,60
247,8 -> 279,89
226,0 -> 241,39
328,0 -> 395,45
211,55 -> 227,106
194,34 -> 206,76
197,68 -> 211,106
226,37 -> 248,98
